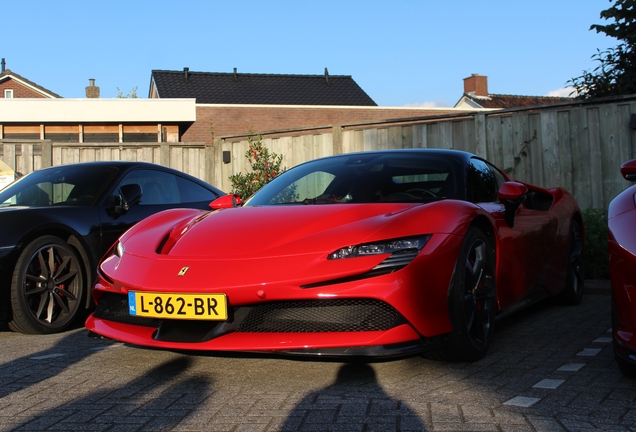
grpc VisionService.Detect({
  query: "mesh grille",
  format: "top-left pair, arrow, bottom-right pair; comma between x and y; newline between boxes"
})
94,292 -> 161,328
237,299 -> 401,333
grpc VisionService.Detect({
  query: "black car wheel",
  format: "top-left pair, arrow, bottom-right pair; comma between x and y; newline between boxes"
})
445,226 -> 497,362
9,236 -> 84,334
555,220 -> 585,305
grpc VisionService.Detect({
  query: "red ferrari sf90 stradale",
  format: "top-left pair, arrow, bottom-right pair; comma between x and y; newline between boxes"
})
608,159 -> 636,377
86,149 -> 584,361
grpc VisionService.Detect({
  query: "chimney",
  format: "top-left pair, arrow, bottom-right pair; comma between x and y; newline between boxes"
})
1,58 -> 5,73
184,67 -> 189,82
463,74 -> 488,96
85,78 -> 100,98
324,67 -> 329,85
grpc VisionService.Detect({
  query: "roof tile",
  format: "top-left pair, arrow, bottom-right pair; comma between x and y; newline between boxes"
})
151,70 -> 377,106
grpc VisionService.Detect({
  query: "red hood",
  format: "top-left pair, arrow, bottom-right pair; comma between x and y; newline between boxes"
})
102,200 -> 474,293
132,204 -> 421,259
121,201 -> 478,261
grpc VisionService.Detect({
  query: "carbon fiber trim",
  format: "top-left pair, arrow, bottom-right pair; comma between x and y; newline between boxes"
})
93,292 -> 161,328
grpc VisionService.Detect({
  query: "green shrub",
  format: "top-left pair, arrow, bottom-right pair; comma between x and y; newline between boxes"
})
582,208 -> 609,280
228,134 -> 285,201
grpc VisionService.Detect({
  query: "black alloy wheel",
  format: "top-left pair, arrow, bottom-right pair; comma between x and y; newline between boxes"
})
445,226 -> 497,362
555,219 -> 585,305
9,236 -> 84,334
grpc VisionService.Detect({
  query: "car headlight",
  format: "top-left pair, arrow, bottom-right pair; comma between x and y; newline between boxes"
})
328,236 -> 431,260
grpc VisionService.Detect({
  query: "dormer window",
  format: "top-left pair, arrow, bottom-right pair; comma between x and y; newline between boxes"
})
4,89 -> 13,98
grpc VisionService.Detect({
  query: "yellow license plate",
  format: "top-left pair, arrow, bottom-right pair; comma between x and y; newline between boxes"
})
128,291 -> 227,320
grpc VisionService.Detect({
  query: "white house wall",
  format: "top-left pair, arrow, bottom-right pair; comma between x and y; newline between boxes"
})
0,98 -> 197,122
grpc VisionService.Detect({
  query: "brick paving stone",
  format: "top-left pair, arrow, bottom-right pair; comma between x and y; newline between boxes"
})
1,288 -> 636,431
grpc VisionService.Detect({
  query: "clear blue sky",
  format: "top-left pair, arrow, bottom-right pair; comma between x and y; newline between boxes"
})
3,0 -> 615,106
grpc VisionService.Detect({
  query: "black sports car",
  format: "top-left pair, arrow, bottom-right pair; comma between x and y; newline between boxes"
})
0,161 -> 224,334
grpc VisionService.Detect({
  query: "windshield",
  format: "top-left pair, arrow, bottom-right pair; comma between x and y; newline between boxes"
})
0,165 -> 118,207
245,152 -> 462,206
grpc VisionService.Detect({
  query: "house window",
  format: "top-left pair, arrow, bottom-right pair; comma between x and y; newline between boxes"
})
4,89 -> 13,98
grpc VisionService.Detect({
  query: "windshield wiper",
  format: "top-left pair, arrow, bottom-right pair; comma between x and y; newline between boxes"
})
302,198 -> 339,205
272,198 -> 341,205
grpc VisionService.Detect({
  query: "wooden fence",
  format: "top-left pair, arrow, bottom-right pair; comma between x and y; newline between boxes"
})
2,95 -> 636,210
0,141 -> 216,187
216,96 -> 636,210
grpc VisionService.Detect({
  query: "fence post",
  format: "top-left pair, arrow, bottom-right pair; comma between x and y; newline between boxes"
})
205,143 -> 216,187
2,144 -> 15,171
332,125 -> 343,155
159,143 -> 170,167
474,114 -> 487,157
41,142 -> 52,167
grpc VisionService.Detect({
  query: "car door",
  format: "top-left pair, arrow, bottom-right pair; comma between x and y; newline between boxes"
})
467,158 -> 557,308
98,168 -> 219,255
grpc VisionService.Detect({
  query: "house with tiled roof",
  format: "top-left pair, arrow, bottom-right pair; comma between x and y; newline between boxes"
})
0,59 -> 195,144
0,59 -> 61,99
150,68 -> 468,141
454,74 -> 573,109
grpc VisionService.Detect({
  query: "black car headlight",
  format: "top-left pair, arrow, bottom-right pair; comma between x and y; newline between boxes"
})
328,235 -> 430,261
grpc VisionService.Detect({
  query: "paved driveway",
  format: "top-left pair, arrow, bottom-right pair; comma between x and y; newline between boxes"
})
0,285 -> 634,431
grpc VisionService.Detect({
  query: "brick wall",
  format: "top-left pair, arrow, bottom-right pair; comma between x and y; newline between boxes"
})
0,78 -> 48,98
184,105 -> 464,143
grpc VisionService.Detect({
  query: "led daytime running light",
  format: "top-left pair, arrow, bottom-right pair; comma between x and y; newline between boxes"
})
328,236 -> 430,260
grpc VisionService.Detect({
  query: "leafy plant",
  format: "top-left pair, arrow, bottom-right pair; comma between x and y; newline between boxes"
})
582,208 -> 609,279
569,0 -> 636,98
229,134 -> 285,200
116,86 -> 138,98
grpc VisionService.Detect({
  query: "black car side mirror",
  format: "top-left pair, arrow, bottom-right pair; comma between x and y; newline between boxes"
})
498,181 -> 527,228
115,184 -> 143,215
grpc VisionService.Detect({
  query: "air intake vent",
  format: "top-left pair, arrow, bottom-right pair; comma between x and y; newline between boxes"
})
237,299 -> 402,332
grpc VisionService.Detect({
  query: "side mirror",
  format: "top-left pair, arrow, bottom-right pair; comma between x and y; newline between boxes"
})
620,159 -> 636,182
115,183 -> 143,215
209,194 -> 242,210
498,182 -> 527,228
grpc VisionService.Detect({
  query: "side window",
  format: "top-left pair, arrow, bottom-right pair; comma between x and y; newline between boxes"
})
270,171 -> 335,204
467,159 -> 498,203
487,162 -> 507,190
176,176 -> 219,203
119,169 -> 181,205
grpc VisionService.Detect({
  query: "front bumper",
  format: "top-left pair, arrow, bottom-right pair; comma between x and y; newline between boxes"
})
85,292 -> 447,358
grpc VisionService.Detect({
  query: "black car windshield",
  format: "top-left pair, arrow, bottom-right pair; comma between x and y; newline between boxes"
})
245,152 -> 462,206
0,165 -> 118,207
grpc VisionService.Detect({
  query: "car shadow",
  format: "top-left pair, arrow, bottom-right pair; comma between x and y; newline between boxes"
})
279,362 -> 427,431
0,330 -> 100,400
12,357 -> 213,431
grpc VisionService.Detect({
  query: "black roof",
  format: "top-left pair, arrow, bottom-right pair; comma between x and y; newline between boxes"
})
151,69 -> 377,106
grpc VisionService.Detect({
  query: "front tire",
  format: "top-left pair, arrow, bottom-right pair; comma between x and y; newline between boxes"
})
555,219 -> 584,305
9,236 -> 85,334
444,226 -> 497,362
